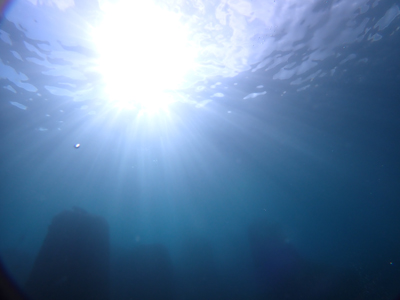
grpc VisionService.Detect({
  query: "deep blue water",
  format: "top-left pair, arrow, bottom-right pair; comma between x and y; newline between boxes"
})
1,0 -> 400,299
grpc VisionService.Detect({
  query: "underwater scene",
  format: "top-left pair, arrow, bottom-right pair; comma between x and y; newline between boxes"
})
0,0 -> 400,299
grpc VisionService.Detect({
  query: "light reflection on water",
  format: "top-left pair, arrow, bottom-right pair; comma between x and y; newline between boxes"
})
1,0 -> 399,118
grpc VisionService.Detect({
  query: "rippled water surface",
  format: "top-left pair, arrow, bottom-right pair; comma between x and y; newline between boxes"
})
1,0 -> 400,299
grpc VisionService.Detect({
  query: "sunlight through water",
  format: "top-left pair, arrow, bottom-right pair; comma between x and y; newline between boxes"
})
93,0 -> 198,112
1,0 -> 399,119
1,1 -> 400,298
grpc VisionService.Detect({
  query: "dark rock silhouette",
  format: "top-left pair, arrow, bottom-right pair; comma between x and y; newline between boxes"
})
25,208 -> 110,300
112,244 -> 175,300
176,235 -> 221,300
248,221 -> 303,293
248,220 -> 362,300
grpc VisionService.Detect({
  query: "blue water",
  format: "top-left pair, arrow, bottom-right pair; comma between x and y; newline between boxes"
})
1,1 -> 400,299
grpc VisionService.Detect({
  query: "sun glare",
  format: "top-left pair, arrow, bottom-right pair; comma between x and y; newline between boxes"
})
93,1 -> 197,112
